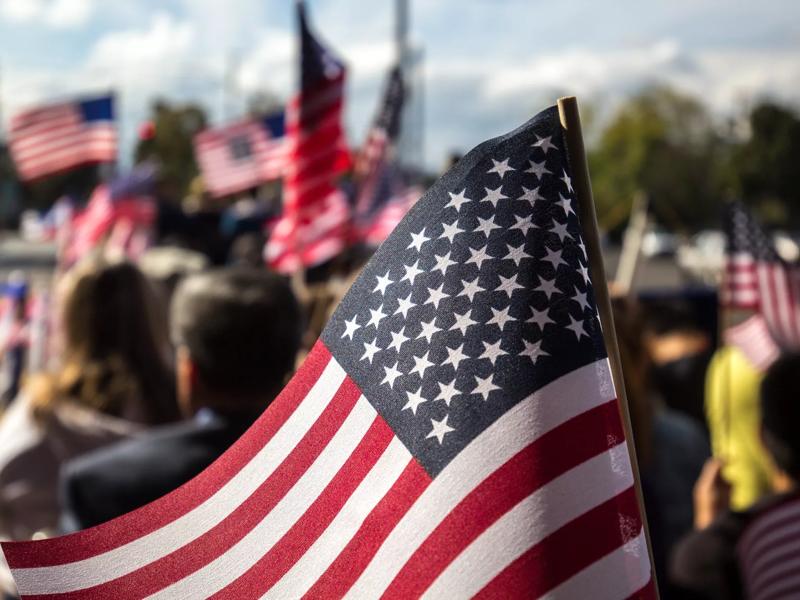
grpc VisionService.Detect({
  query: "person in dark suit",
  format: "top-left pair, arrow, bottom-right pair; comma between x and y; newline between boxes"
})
60,267 -> 302,530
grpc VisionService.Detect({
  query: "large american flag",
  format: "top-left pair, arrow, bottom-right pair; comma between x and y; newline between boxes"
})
8,95 -> 117,182
723,202 -> 800,350
1,105 -> 653,599
265,1 -> 351,273
194,112 -> 287,198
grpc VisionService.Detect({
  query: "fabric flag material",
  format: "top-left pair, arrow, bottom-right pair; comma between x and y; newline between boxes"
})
265,1 -> 351,273
1,105 -> 653,599
194,113 -> 288,198
724,315 -> 779,372
63,180 -> 156,266
354,65 -> 406,216
723,202 -> 800,350
9,95 -> 116,182
356,169 -> 423,247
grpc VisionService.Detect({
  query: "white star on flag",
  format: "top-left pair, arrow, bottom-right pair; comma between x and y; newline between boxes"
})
366,305 -> 387,328
402,386 -> 428,415
373,272 -> 393,295
445,189 -> 470,211
443,344 -> 469,370
361,339 -> 380,363
394,292 -> 415,318
534,276 -> 560,299
426,414 -> 455,444
521,338 -> 549,364
480,339 -> 508,365
525,159 -> 551,179
341,315 -> 359,340
431,251 -> 456,276
401,260 -> 423,285
409,351 -> 435,378
566,315 -> 588,339
473,374 -> 500,401
466,245 -> 493,269
480,186 -> 507,207
440,220 -> 464,243
475,215 -> 501,237
407,229 -> 429,252
450,309 -> 478,335
381,361 -> 403,388
533,135 -> 557,153
487,157 -> 514,178
434,379 -> 460,407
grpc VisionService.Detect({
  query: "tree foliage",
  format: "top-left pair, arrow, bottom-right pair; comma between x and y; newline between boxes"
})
135,100 -> 208,201
731,102 -> 800,225
588,86 -> 730,234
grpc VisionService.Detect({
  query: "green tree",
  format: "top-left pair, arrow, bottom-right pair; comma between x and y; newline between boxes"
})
135,100 -> 208,201
588,86 -> 728,233
731,102 -> 800,225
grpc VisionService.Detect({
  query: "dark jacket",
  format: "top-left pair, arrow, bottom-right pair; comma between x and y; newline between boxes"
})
60,409 -> 260,531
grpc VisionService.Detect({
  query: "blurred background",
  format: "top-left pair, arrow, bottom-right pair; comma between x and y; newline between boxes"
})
0,0 -> 799,287
0,3 -> 799,598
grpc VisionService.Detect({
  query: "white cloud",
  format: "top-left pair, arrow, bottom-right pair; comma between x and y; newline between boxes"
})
0,0 -> 93,28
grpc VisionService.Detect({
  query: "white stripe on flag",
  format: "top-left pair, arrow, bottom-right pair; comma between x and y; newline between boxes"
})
539,528 -> 650,600
344,358 -> 616,598
148,396 -> 377,599
422,443 -> 634,599
10,359 -> 347,596
264,437 -> 413,599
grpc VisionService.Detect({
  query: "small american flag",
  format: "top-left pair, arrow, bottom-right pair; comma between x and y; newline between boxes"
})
9,95 -> 116,182
354,65 -> 406,216
194,112 -> 288,198
63,182 -> 156,266
355,167 -> 422,247
1,105 -> 653,598
723,202 -> 800,350
266,1 -> 351,273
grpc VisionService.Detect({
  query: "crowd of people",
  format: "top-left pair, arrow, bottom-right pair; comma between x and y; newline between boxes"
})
0,232 -> 798,600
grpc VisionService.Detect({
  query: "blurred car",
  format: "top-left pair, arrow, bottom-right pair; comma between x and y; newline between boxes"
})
641,227 -> 680,258
677,230 -> 725,285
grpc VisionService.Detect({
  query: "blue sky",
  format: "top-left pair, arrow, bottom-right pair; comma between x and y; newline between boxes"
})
1,0 -> 799,170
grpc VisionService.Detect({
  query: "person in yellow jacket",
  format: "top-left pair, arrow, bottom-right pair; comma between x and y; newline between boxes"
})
705,343 -> 776,510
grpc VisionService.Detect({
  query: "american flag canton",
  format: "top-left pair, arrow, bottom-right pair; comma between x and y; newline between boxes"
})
726,202 -> 780,264
322,106 -> 606,476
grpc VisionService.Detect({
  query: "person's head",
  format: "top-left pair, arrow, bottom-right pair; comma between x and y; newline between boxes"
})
170,268 -> 301,417
33,257 -> 177,424
760,353 -> 800,483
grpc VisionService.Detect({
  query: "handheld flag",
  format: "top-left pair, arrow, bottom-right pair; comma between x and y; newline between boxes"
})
723,202 -> 800,351
194,113 -> 288,198
1,105 -> 653,598
266,1 -> 351,272
9,95 -> 117,181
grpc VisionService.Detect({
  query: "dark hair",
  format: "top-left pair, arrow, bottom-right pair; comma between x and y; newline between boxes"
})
32,258 -> 178,424
760,353 -> 800,479
170,268 -> 301,401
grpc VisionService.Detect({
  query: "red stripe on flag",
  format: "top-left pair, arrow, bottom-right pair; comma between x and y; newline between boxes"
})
210,415 -> 394,597
303,460 -> 431,598
381,398 -> 625,598
26,374 -> 362,600
2,342 -> 333,569
475,486 -> 642,598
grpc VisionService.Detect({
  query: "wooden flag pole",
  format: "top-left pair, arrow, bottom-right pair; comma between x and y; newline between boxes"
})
558,96 -> 659,593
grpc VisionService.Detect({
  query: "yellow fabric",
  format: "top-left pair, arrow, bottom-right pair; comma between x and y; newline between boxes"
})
705,346 -> 775,510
